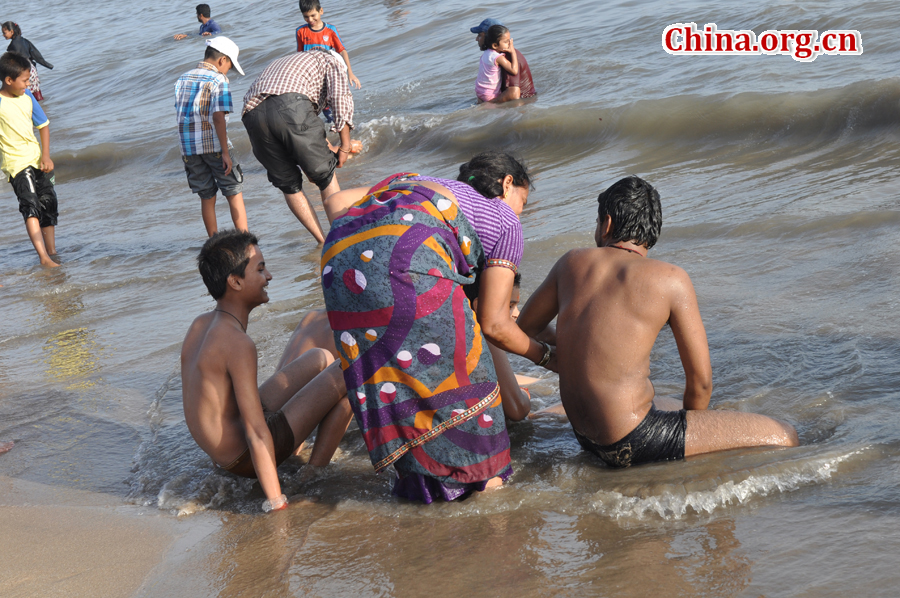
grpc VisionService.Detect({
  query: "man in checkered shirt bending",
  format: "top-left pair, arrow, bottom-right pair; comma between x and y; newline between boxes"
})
242,49 -> 355,244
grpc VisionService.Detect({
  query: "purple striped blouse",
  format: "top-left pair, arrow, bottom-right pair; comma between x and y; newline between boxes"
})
409,176 -> 524,270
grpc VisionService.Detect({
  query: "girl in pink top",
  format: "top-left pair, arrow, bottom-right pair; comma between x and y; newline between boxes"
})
475,25 -> 518,103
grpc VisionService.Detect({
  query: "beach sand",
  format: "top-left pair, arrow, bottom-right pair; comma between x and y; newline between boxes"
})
0,475 -> 181,597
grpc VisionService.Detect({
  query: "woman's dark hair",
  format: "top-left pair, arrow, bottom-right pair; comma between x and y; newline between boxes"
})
483,24 -> 509,51
457,151 -> 532,200
198,230 -> 259,300
597,176 -> 662,249
1,22 -> 21,38
0,52 -> 30,81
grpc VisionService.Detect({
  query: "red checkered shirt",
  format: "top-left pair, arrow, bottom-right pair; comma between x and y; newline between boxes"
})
241,51 -> 354,133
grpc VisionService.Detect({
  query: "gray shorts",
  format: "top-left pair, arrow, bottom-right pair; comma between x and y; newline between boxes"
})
241,93 -> 337,194
182,152 -> 244,199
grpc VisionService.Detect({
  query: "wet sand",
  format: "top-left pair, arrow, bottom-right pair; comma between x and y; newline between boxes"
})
0,476 -> 176,597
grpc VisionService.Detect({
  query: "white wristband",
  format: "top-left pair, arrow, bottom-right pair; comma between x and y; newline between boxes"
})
262,494 -> 288,513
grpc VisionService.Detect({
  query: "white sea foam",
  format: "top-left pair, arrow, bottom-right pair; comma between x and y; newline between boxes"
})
355,114 -> 446,145
590,448 -> 869,520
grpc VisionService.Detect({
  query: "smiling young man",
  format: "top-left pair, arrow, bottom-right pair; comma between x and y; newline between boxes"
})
181,230 -> 347,512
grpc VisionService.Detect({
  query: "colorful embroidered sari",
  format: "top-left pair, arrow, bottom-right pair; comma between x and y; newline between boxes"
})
321,174 -> 511,502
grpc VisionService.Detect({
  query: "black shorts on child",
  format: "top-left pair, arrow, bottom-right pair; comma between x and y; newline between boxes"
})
11,166 -> 58,227
182,152 -> 244,199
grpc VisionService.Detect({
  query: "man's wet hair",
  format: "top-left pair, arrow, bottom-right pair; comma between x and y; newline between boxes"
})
196,4 -> 212,18
458,151 -> 532,200
204,46 -> 226,62
198,230 -> 259,300
597,176 -> 662,249
0,52 -> 30,82
299,0 -> 322,12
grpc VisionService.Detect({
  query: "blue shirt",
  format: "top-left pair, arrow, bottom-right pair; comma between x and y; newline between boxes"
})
199,19 -> 221,35
175,62 -> 232,156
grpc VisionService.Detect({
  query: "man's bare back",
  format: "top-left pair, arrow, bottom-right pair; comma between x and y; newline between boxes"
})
546,246 -> 708,445
518,176 -> 797,466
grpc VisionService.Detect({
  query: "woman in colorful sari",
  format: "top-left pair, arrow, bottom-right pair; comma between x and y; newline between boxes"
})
321,152 -> 555,503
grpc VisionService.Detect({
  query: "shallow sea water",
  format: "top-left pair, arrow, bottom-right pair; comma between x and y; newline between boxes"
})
2,0 -> 900,595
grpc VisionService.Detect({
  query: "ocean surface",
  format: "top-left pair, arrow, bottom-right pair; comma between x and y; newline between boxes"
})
3,0 -> 900,595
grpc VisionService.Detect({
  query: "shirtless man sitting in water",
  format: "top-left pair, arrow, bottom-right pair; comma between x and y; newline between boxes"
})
181,230 -> 346,512
517,176 -> 798,467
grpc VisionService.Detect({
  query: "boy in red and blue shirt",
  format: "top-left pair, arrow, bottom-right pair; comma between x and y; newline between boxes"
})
296,0 -> 360,89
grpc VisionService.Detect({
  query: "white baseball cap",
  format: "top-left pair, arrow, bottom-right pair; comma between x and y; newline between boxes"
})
206,36 -> 244,75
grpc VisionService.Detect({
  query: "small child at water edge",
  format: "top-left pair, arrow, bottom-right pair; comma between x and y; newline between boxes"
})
0,52 -> 59,267
296,0 -> 361,89
2,22 -> 53,101
475,24 -> 518,103
297,0 -> 363,137
175,37 -> 248,236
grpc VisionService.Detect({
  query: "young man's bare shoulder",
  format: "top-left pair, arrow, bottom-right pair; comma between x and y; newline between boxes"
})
644,256 -> 690,278
188,311 -> 215,329
184,312 -> 255,357
557,247 -> 596,268
643,257 -> 695,294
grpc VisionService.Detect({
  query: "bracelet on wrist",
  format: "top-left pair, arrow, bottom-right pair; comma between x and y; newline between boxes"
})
262,494 -> 288,513
536,340 -> 552,367
338,147 -> 352,154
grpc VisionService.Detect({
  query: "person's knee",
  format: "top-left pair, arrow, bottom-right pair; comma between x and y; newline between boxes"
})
304,347 -> 334,372
760,416 -> 799,447
337,396 -> 352,416
777,420 -> 800,447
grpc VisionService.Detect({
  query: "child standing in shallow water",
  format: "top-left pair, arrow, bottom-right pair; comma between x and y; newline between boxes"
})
175,37 -> 248,236
475,24 -> 518,103
0,52 -> 59,267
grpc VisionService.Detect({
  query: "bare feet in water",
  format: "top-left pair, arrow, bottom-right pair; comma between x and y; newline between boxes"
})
483,476 -> 503,490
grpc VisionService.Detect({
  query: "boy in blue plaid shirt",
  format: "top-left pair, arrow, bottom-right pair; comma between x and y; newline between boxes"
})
175,37 -> 247,236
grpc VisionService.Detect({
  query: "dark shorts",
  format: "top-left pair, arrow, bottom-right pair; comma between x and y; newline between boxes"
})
241,93 -> 337,194
574,407 -> 687,468
11,167 -> 58,227
220,408 -> 296,479
182,152 -> 244,199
